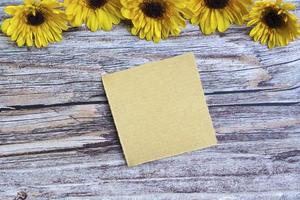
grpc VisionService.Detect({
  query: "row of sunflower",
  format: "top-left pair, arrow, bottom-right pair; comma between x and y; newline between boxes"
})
1,0 -> 300,48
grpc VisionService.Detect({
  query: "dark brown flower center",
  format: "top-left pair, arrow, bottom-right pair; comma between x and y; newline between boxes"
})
27,11 -> 45,26
141,1 -> 166,18
263,9 -> 284,28
88,0 -> 107,9
205,0 -> 229,9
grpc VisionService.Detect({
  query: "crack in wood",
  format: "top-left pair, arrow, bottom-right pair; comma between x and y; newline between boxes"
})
1,101 -> 298,112
0,101 -> 107,112
272,150 -> 300,161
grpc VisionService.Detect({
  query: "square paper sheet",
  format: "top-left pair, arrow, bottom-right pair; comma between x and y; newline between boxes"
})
102,53 -> 217,166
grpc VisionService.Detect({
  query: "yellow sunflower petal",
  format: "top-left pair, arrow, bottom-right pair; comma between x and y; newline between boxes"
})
87,12 -> 98,32
4,6 -> 20,15
98,9 -> 113,31
1,19 -> 11,34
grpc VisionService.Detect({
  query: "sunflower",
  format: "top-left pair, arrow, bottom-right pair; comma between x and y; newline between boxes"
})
120,0 -> 191,42
1,0 -> 68,48
188,0 -> 253,35
64,0 -> 123,32
245,0 -> 300,48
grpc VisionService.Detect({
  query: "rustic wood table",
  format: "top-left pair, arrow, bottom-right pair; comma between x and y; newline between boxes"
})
1,0 -> 300,199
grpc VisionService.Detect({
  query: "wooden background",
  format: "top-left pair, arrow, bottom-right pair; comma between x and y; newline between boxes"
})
1,0 -> 300,199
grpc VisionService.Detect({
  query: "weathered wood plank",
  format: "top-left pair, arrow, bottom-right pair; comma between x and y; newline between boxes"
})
1,103 -> 299,199
1,104 -> 299,146
1,54 -> 299,108
1,66 -> 299,109
1,137 -> 300,199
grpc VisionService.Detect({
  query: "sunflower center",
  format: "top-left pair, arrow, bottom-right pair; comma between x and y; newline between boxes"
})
26,11 -> 45,26
88,0 -> 107,9
141,1 -> 166,18
263,9 -> 284,28
204,0 -> 229,9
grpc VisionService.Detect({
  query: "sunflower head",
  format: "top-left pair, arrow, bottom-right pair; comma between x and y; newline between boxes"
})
1,0 -> 68,48
121,0 -> 189,42
64,0 -> 123,32
188,0 -> 253,35
245,0 -> 300,48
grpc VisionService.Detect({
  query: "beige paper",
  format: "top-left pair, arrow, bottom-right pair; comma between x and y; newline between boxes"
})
102,53 -> 217,167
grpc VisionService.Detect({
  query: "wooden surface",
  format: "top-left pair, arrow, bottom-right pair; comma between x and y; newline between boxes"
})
0,0 -> 300,199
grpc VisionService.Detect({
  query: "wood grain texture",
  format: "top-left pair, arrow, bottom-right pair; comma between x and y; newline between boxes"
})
0,0 -> 300,199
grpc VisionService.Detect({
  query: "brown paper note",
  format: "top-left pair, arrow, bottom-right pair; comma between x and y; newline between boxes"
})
102,53 -> 217,167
